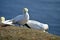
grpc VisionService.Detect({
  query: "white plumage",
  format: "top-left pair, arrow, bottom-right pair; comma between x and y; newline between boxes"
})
0,17 -> 13,25
2,20 -> 13,25
12,8 -> 29,25
26,20 -> 48,32
0,8 -> 49,32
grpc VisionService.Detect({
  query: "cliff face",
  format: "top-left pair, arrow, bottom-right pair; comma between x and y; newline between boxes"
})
0,26 -> 60,40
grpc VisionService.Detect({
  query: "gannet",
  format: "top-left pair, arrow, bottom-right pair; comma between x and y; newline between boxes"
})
12,8 -> 29,25
0,17 -> 48,32
0,17 -> 13,26
24,20 -> 49,32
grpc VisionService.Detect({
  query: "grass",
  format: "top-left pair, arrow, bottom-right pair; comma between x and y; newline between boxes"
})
0,26 -> 60,40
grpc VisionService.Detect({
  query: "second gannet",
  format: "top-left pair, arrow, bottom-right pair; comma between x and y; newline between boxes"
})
12,8 -> 29,25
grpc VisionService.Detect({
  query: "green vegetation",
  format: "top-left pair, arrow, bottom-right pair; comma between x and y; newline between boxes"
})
0,26 -> 60,40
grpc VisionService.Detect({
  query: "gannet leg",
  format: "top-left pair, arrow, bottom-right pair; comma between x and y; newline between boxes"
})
23,24 -> 31,28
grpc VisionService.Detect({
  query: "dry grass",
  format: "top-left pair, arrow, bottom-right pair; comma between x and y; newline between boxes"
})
0,26 -> 60,40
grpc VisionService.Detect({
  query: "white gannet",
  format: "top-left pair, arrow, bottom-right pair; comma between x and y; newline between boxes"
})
12,8 -> 29,25
0,17 -> 48,32
24,20 -> 49,32
0,17 -> 13,26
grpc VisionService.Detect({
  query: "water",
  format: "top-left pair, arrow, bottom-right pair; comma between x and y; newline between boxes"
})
0,0 -> 60,36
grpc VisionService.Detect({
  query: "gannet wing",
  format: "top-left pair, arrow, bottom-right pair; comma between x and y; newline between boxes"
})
26,20 -> 43,29
2,20 -> 13,25
26,20 -> 48,30
12,15 -> 24,22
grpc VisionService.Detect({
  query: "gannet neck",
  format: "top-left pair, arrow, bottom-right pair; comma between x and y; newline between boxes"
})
24,12 -> 29,20
23,8 -> 29,18
26,11 -> 28,13
23,8 -> 28,14
23,12 -> 28,14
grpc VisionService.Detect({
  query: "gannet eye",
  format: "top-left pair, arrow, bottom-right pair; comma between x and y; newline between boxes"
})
24,8 -> 28,12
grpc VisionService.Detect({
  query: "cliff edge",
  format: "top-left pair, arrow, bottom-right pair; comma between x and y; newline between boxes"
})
0,26 -> 60,40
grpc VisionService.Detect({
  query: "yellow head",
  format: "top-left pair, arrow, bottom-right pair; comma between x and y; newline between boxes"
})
23,8 -> 28,13
0,17 -> 5,23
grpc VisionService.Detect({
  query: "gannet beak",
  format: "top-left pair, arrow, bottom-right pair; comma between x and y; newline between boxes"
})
23,8 -> 28,13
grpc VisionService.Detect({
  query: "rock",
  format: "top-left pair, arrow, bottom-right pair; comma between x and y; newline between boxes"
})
0,26 -> 60,40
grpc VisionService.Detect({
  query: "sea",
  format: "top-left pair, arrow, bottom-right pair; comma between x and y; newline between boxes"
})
0,0 -> 60,36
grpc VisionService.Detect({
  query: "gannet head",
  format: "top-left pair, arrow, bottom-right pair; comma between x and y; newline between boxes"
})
0,17 -> 5,23
43,24 -> 48,30
23,8 -> 28,13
